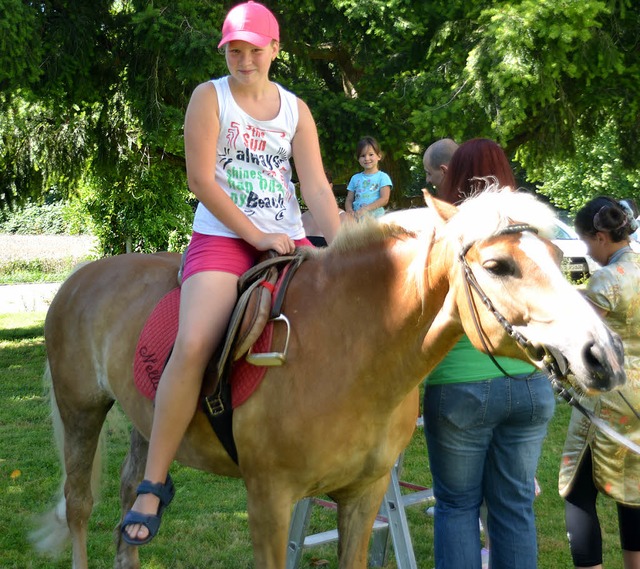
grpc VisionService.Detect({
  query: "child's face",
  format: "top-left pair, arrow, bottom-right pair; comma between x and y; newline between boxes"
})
225,40 -> 278,82
358,145 -> 381,172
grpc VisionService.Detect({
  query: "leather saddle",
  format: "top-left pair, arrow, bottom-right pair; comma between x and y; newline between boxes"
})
178,248 -> 309,379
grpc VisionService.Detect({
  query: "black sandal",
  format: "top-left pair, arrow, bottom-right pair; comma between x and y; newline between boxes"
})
121,474 -> 175,546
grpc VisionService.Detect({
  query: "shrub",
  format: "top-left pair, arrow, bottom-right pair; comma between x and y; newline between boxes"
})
0,201 -> 92,235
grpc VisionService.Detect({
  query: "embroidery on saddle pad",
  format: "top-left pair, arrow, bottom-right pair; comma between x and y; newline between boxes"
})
133,288 -> 273,408
134,288 -> 180,400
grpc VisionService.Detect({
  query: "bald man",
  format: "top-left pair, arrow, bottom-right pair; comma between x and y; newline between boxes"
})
423,138 -> 458,196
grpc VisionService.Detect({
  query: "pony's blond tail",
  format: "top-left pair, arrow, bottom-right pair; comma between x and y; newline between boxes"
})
29,360 -> 105,556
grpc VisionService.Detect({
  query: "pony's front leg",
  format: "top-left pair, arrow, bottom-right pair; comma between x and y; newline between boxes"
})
335,475 -> 391,569
245,479 -> 295,569
113,428 -> 148,569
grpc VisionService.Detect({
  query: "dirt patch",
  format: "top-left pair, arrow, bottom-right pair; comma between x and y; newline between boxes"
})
0,282 -> 61,313
0,235 -> 98,313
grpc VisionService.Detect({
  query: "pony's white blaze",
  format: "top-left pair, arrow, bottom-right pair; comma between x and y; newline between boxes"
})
518,233 -> 567,286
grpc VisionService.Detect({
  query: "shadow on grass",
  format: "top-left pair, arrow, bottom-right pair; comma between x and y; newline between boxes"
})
0,324 -> 44,341
0,312 -> 45,341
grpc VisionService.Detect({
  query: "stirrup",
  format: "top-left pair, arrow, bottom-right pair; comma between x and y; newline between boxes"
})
245,314 -> 290,366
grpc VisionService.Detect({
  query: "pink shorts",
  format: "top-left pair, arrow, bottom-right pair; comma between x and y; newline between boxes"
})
181,232 -> 313,281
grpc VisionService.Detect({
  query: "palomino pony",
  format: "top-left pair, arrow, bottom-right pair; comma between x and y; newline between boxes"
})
36,189 -> 624,569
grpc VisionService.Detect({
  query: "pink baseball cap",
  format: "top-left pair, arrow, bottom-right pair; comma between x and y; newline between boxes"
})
218,2 -> 280,48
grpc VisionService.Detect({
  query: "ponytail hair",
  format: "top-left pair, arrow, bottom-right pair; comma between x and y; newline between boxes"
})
575,196 -> 639,242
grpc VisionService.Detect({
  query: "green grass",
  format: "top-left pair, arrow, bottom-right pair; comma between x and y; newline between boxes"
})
0,259 -> 82,284
0,312 -> 626,568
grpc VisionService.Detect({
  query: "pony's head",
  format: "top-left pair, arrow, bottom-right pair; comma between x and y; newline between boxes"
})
385,186 -> 626,393
440,187 -> 625,392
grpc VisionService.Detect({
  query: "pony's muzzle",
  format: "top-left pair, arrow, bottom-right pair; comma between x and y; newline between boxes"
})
583,331 -> 626,392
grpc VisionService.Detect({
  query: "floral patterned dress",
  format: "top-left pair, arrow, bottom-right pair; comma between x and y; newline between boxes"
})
559,247 -> 640,505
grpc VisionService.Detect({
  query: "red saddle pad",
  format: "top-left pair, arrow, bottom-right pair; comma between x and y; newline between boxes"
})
133,288 -> 272,408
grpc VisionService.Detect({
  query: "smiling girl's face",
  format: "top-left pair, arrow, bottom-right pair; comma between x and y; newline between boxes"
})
358,145 -> 381,174
225,40 -> 278,84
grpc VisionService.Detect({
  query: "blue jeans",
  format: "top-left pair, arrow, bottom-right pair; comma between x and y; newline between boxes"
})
424,373 -> 555,569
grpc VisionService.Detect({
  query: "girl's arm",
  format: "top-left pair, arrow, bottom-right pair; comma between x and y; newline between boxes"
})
345,190 -> 355,215
184,82 -> 294,254
292,99 -> 341,243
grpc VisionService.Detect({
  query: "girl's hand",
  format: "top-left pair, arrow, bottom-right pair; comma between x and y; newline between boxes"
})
253,232 -> 296,255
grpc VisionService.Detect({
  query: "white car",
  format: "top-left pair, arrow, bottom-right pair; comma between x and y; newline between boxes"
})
551,218 -> 599,281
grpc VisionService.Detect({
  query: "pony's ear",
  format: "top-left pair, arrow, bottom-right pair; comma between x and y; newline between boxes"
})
422,189 -> 458,222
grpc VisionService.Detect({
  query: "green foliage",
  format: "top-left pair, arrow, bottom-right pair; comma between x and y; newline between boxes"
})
0,0 -> 41,89
2,0 -> 640,236
406,0 -> 640,199
0,1 -> 235,252
0,201 -> 90,235
0,259 -> 79,284
525,118 -> 640,213
83,159 -> 193,255
126,1 -> 226,142
467,0 -> 612,138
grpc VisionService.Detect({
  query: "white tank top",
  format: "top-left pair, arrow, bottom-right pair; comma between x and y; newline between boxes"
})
192,76 -> 305,239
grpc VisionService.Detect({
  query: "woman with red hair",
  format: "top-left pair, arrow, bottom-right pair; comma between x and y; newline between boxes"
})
423,138 -> 555,569
437,137 -> 517,204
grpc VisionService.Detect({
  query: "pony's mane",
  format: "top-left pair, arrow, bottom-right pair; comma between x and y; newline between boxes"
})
376,186 -> 559,304
328,215 -> 416,254
448,186 -> 557,247
319,187 -> 558,308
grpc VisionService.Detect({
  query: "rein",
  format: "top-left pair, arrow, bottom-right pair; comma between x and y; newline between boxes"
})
459,224 -> 640,455
548,369 -> 640,455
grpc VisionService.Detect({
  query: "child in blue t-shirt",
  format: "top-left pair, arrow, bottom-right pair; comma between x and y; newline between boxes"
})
345,136 -> 392,220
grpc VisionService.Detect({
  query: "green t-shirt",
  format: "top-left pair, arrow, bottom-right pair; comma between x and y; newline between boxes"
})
426,335 -> 536,385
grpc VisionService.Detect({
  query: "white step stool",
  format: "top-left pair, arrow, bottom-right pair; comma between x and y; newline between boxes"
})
286,446 -> 433,569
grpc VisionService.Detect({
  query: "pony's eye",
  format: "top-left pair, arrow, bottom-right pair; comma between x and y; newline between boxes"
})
483,258 -> 516,277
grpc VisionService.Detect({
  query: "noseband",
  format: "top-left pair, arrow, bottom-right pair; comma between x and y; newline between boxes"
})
459,223 -> 640,455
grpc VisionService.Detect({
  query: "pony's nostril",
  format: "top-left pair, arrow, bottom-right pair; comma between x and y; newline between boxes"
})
583,341 -> 602,372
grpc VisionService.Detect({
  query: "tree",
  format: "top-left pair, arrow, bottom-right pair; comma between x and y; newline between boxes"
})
0,0 -> 224,252
529,118 -> 640,212
1,0 -> 639,250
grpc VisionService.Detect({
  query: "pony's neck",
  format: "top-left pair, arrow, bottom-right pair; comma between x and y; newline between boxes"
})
351,236 -> 456,411
420,294 -> 464,372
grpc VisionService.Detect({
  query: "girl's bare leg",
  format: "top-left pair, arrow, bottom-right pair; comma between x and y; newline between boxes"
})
123,271 -> 239,541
